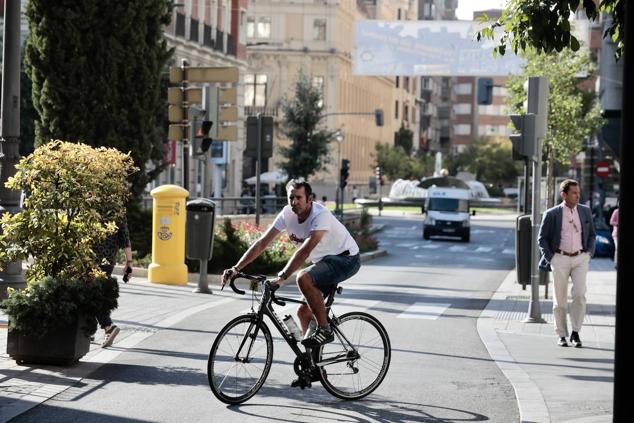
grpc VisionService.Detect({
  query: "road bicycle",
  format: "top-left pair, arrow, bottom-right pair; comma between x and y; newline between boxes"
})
207,272 -> 391,405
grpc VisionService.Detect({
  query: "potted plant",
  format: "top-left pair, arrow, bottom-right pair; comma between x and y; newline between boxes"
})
0,141 -> 137,364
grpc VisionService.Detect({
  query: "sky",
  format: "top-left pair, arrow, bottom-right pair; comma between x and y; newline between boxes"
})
455,0 -> 508,21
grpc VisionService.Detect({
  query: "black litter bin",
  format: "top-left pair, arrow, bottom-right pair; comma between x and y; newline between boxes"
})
186,198 -> 216,261
516,214 -> 549,289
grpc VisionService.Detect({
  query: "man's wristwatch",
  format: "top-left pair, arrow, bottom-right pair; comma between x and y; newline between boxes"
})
277,270 -> 288,280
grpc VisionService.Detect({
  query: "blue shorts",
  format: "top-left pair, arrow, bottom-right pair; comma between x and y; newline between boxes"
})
305,253 -> 361,295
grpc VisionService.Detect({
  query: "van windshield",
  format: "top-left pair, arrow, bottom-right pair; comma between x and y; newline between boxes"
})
429,198 -> 469,213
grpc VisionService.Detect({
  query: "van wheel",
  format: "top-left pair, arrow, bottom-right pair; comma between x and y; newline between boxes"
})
423,227 -> 430,240
462,232 -> 470,242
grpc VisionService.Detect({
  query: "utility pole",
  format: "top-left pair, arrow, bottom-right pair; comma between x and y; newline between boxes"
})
0,0 -> 25,297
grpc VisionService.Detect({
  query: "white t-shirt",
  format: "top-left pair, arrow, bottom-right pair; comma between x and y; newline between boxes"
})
272,202 -> 359,263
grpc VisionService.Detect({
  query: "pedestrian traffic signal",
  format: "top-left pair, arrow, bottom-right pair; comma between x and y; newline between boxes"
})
509,114 -> 537,160
193,120 -> 213,156
375,166 -> 385,186
340,159 -> 350,188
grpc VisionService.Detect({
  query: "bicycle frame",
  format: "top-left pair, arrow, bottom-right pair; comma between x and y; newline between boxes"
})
227,274 -> 358,368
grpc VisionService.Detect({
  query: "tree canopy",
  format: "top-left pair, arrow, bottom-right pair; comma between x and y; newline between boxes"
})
279,70 -> 336,181
24,0 -> 173,201
477,0 -> 624,59
445,137 -> 520,186
374,143 -> 434,181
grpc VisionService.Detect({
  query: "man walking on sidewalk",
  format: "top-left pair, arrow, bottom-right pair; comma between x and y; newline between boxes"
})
538,179 -> 596,348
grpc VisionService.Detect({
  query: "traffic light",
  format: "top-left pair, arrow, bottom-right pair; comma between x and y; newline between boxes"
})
193,120 -> 213,156
375,166 -> 385,186
509,114 -> 536,160
477,78 -> 494,105
340,159 -> 350,188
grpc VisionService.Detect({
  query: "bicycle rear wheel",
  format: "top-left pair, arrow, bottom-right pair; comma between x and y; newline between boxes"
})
207,314 -> 273,404
317,311 -> 391,400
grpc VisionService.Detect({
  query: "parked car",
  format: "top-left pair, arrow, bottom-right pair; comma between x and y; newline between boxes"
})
593,216 -> 615,258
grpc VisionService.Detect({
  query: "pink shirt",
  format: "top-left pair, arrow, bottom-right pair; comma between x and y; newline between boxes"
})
610,208 -> 619,238
559,203 -> 583,253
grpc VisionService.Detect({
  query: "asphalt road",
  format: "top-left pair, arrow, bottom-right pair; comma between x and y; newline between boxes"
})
13,215 -> 520,422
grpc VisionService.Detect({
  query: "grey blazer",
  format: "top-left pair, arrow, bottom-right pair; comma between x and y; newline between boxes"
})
538,203 -> 596,271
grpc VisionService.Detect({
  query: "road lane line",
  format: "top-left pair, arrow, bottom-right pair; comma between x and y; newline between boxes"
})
397,302 -> 451,320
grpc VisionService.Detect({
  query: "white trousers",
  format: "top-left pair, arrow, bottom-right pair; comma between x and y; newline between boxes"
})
551,252 -> 590,337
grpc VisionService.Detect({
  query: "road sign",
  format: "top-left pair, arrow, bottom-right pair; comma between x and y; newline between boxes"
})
596,161 -> 612,178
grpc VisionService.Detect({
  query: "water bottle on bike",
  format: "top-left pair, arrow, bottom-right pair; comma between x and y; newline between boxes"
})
283,314 -> 302,341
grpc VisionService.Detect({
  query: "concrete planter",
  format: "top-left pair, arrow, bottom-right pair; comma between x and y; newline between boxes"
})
6,315 -> 93,365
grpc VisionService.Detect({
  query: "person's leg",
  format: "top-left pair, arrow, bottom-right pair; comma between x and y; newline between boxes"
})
551,254 -> 572,338
96,314 -> 113,330
613,236 -> 618,267
569,253 -> 589,334
297,272 -> 328,327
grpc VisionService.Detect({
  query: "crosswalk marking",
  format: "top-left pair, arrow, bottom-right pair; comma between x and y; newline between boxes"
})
449,245 -> 468,252
475,247 -> 493,253
397,302 -> 451,320
422,244 -> 440,249
502,248 -> 515,255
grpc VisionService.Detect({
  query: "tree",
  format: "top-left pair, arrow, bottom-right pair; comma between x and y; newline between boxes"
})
374,143 -> 434,181
477,0 -> 624,59
394,123 -> 413,155
445,137 -> 520,186
506,48 -> 604,207
279,70 -> 337,180
23,0 -> 173,202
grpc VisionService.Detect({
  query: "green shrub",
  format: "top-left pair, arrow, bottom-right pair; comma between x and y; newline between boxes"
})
0,141 -> 138,282
0,276 -> 119,336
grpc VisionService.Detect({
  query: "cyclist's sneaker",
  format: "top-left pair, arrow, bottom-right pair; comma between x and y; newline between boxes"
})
291,368 -> 322,387
301,326 -> 333,348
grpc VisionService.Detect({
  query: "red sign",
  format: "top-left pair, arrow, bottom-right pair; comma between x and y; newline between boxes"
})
595,161 -> 612,178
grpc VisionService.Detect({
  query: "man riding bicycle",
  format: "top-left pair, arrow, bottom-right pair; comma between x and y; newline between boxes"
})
222,180 -> 360,349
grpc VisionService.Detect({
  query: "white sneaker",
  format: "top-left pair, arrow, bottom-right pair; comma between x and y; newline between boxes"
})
102,325 -> 120,348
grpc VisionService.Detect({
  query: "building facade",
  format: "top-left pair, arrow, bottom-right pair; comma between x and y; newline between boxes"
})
244,0 -> 418,199
152,0 -> 249,200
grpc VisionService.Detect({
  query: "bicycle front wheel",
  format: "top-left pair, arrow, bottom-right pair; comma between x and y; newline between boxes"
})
207,314 -> 273,404
317,312 -> 391,400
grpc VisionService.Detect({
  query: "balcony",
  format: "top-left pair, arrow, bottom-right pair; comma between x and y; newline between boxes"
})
245,106 -> 278,117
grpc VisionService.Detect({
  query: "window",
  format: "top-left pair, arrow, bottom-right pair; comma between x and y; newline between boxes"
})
455,83 -> 472,95
247,16 -> 255,38
453,124 -> 471,135
313,19 -> 326,41
403,76 -> 410,92
453,103 -> 472,114
245,74 -> 267,107
312,76 -> 324,107
395,76 -> 399,88
257,16 -> 271,39
395,100 -> 399,119
404,104 -> 409,121
477,104 -> 509,115
478,124 -> 511,136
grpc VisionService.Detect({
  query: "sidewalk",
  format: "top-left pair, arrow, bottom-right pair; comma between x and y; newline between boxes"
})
478,258 -> 616,423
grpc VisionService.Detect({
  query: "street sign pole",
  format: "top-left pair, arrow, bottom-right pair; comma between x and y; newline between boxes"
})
524,76 -> 549,324
255,114 -> 262,226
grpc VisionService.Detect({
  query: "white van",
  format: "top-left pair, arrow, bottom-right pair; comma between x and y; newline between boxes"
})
423,187 -> 471,242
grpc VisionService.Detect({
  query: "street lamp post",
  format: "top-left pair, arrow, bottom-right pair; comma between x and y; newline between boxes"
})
0,0 -> 25,298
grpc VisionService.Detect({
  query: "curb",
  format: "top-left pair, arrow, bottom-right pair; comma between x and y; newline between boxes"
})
476,270 -> 550,423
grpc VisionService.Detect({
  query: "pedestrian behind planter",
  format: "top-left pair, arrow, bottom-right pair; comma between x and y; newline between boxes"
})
93,218 -> 133,347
